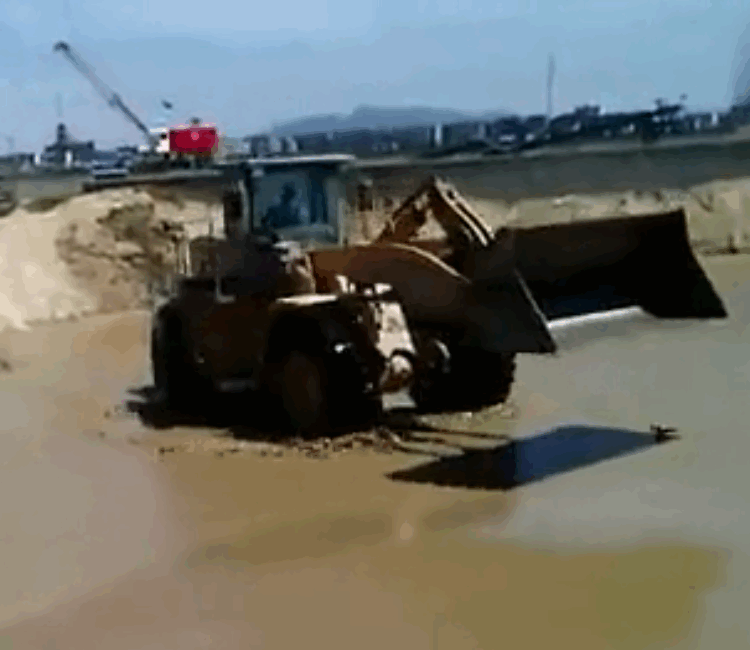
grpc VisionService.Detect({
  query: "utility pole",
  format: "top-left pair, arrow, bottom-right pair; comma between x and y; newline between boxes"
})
55,92 -> 64,120
546,53 -> 555,126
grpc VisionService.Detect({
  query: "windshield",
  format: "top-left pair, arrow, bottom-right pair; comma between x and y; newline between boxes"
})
251,170 -> 337,243
253,172 -> 322,229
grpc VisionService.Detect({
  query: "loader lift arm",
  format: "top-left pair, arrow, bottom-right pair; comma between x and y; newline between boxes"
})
328,175 -> 726,412
370,176 -> 728,322
53,41 -> 154,149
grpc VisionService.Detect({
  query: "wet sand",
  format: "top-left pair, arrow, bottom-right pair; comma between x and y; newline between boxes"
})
0,443 -> 728,650
1,256 -> 749,648
0,313 -> 189,629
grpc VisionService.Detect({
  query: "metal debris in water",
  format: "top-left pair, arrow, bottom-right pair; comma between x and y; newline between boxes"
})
651,422 -> 678,443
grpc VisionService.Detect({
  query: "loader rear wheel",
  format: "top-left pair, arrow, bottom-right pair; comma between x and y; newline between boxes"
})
411,348 -> 517,414
151,318 -> 211,411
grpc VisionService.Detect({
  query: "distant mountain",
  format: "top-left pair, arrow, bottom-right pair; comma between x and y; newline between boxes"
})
269,104 -> 512,135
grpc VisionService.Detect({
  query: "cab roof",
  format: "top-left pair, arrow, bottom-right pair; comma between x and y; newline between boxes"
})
218,153 -> 357,171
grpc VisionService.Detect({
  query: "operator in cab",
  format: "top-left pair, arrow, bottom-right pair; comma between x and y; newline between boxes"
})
220,184 -> 316,297
263,183 -> 306,229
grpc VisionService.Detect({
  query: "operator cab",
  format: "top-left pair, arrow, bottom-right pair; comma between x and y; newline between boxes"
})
221,154 -> 358,249
166,155 -> 359,291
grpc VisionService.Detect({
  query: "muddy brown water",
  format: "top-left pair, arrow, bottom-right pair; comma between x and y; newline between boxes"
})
1,255 -> 748,648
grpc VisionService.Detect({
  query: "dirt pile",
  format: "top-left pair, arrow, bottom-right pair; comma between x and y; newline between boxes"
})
0,205 -> 95,333
55,188 -> 225,312
0,188 -> 221,333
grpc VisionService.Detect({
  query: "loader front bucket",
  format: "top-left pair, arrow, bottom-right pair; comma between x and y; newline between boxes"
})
310,243 -> 558,355
505,209 -> 728,321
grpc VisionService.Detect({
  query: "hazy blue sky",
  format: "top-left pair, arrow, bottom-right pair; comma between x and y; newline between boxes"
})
2,0 -> 750,151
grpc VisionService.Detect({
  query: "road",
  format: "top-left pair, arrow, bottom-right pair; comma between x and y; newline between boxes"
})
0,255 -> 748,649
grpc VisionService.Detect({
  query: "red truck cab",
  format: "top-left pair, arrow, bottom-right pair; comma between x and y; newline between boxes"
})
169,123 -> 220,156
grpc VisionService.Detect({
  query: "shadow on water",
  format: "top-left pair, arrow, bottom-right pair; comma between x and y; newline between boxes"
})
388,424 -> 678,490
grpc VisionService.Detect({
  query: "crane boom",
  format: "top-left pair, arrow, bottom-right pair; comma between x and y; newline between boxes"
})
53,41 -> 154,148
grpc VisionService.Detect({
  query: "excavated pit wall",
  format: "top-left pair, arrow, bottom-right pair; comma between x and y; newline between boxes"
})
355,180 -> 750,254
357,141 -> 750,252
3,143 -> 750,333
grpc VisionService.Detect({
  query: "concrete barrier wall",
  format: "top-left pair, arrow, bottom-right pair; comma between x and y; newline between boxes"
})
0,175 -> 89,210
363,140 -> 750,203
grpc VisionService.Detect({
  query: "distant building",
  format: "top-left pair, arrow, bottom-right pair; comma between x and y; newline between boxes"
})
330,129 -> 391,156
244,135 -> 272,157
573,105 -> 601,120
373,137 -> 399,154
548,105 -> 602,137
265,136 -> 286,155
239,98 -> 736,160
0,153 -> 35,175
294,132 -> 332,154
41,123 -> 96,167
280,136 -> 298,154
116,145 -> 139,156
488,116 -> 526,143
242,134 -> 299,157
689,112 -> 714,131
524,115 -> 547,132
391,124 -> 437,151
726,104 -> 750,127
441,121 -> 487,147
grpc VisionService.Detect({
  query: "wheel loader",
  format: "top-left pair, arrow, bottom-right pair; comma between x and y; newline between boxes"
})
150,153 -> 728,435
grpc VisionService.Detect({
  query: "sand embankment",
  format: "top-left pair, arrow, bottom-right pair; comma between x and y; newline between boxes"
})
2,160 -> 750,334
0,188 -> 222,333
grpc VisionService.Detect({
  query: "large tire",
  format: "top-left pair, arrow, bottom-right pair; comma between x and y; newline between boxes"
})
411,347 -> 517,414
0,190 -> 16,218
275,351 -> 331,435
267,347 -> 376,438
151,317 -> 210,411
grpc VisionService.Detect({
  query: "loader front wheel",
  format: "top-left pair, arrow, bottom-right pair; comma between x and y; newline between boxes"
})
269,348 -> 377,438
411,349 -> 517,414
277,351 -> 330,435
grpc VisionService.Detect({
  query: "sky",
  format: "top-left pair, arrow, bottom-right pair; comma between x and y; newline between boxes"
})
2,0 -> 750,152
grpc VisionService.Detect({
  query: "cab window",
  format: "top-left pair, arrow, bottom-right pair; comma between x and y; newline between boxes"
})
252,170 -> 334,232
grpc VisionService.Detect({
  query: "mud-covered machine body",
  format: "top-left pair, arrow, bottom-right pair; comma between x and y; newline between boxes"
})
150,154 -> 728,433
151,155 -> 417,432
